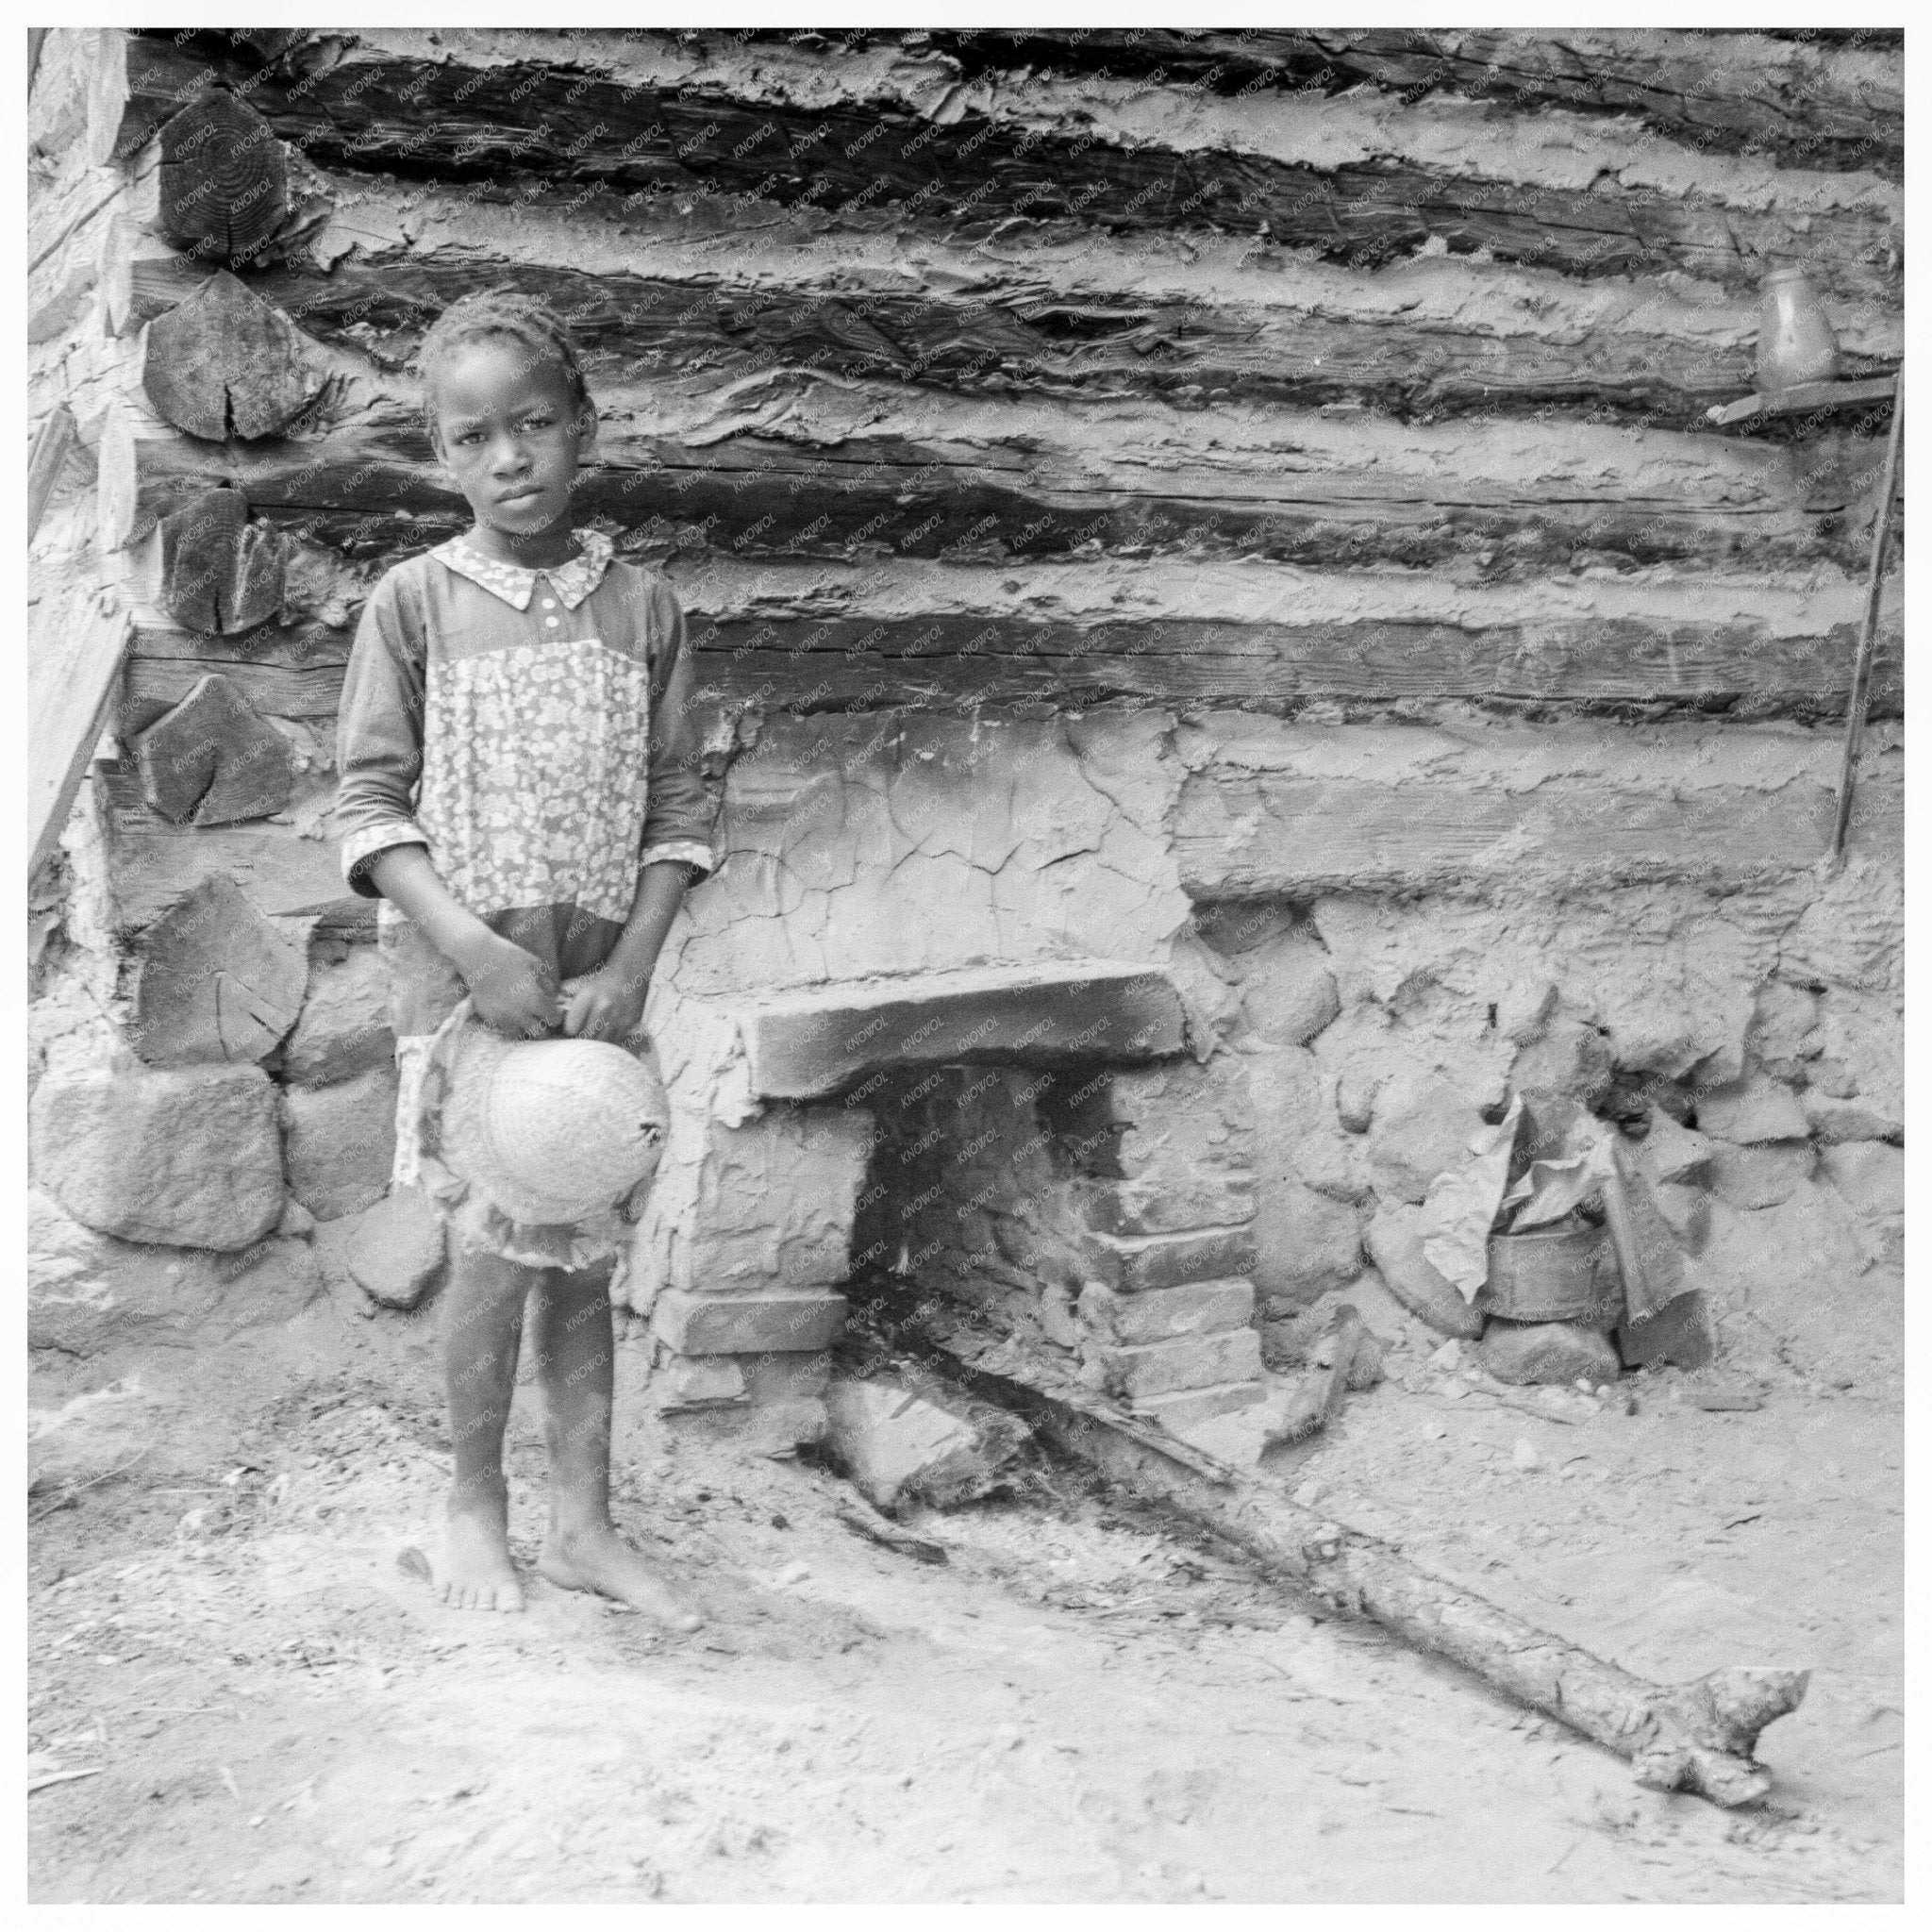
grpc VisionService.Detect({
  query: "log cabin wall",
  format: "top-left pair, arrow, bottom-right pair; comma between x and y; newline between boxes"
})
28,29 -> 1903,1407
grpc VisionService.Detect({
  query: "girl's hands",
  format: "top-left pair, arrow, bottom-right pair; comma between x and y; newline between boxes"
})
456,930 -> 562,1039
560,963 -> 648,1045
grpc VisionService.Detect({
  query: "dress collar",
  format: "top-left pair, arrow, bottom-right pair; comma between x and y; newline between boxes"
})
431,527 -> 614,611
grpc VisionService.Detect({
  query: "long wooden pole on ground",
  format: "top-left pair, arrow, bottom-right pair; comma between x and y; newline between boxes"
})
850,1288 -> 1808,1808
1829,366 -> 1905,866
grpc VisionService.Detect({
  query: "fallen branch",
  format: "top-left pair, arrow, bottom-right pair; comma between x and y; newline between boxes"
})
852,1288 -> 1807,1807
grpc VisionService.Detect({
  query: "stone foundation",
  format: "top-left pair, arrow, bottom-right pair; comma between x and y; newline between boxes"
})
27,708 -> 1904,1420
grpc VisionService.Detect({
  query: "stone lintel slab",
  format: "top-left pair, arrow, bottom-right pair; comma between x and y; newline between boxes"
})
732,960 -> 1188,1101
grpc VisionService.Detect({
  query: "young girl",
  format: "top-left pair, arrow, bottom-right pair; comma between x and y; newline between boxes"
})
335,291 -> 713,1623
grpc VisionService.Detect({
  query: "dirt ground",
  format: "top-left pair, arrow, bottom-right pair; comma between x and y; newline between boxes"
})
27,1241 -> 1903,1904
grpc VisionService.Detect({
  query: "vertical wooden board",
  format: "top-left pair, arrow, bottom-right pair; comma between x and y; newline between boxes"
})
28,404 -> 75,540
28,579 -> 131,876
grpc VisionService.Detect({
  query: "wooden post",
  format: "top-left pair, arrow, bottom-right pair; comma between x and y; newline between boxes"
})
28,586 -> 132,876
1828,366 -> 1904,866
28,403 -> 76,541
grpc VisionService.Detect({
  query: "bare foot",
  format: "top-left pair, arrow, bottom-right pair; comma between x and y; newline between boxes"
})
434,1489 -> 525,1613
539,1522 -> 701,1629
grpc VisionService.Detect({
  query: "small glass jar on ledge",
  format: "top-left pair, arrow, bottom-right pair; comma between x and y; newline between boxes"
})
1753,266 -> 1842,393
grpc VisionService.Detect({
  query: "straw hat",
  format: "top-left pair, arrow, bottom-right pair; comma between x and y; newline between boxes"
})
435,1023 -> 670,1228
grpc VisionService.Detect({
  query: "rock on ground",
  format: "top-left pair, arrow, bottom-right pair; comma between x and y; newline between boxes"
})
1479,1319 -> 1622,1387
29,1061 -> 285,1250
824,1372 -> 1031,1514
343,1189 -> 447,1310
1617,1291 -> 1717,1371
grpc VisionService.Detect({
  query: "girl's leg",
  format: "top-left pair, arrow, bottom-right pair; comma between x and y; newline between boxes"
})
529,1264 -> 700,1629
438,1245 -> 540,1611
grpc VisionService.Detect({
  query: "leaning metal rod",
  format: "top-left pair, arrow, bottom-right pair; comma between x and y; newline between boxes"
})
1828,363 -> 1905,866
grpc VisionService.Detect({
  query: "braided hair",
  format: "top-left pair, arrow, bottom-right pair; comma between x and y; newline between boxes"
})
416,288 -> 594,440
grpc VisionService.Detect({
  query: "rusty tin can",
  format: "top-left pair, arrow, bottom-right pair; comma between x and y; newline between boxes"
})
1476,1220 -> 1622,1327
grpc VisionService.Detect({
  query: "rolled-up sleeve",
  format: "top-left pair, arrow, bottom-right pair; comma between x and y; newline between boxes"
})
335,568 -> 432,897
639,580 -> 718,878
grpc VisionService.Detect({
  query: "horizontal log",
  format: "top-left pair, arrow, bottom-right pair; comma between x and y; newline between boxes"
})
908,28 -> 1902,181
1174,722 -> 1903,895
93,310 -> 1899,576
111,33 -> 1899,302
120,246 -> 1901,435
120,653 -> 348,736
108,608 -> 1907,727
98,762 -> 345,934
124,616 -> 351,670
690,619 -> 1903,721
123,398 -> 1898,578
108,539 -> 1904,721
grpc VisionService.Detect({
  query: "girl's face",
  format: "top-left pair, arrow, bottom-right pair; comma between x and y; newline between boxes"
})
428,337 -> 595,558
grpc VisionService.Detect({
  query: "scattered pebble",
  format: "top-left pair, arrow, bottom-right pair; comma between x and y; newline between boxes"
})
1429,1341 -> 1463,1371
776,1560 -> 810,1587
1512,1438 -> 1541,1472
1418,1419 -> 1448,1441
992,1724 -> 1023,1751
1291,1480 -> 1324,1508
